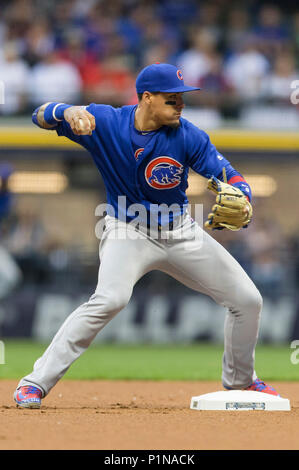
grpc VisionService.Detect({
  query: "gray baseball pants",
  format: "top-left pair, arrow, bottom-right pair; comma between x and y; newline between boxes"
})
18,213 -> 261,396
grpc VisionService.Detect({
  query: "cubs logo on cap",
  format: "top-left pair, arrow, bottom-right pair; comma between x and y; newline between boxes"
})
177,70 -> 183,80
145,157 -> 184,189
136,63 -> 201,94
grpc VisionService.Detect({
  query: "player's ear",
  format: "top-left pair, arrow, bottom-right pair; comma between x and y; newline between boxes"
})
143,91 -> 153,104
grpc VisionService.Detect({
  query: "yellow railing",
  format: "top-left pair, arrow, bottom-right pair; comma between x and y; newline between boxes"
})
0,127 -> 78,149
0,126 -> 298,151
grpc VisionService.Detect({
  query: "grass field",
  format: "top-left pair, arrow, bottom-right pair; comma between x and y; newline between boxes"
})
0,340 -> 298,381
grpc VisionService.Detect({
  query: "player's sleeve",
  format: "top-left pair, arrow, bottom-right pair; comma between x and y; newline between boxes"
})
185,121 -> 252,201
55,103 -> 96,148
54,103 -> 115,155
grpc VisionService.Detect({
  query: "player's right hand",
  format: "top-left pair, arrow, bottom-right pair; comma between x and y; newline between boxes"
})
64,106 -> 96,136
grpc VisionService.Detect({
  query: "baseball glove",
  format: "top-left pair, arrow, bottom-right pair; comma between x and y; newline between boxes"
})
204,172 -> 253,231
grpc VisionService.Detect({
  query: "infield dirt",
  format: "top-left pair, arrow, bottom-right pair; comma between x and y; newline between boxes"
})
0,380 -> 298,450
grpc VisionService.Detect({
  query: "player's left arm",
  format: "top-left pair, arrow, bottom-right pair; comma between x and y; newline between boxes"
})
186,123 -> 253,230
186,124 -> 252,200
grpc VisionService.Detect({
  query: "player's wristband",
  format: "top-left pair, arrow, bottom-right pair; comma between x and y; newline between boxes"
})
227,176 -> 252,202
231,181 -> 252,202
43,102 -> 72,125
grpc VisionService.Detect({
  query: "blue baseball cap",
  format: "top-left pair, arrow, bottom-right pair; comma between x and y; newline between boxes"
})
136,63 -> 201,94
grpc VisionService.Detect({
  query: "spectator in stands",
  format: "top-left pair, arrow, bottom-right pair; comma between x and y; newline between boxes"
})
250,248 -> 287,301
243,215 -> 287,300
224,34 -> 270,103
70,0 -> 100,22
51,0 -> 82,50
117,3 -> 164,68
3,201 -> 48,283
2,0 -> 33,46
176,28 -> 217,87
287,234 -> 299,291
224,8 -> 251,55
0,41 -> 30,115
214,211 -> 288,300
28,48 -> 82,106
140,18 -> 180,66
142,43 -> 176,69
197,2 -> 223,44
83,1 -> 120,60
261,51 -> 298,105
190,52 -> 238,117
56,30 -> 98,84
291,11 -> 299,68
81,37 -> 136,106
157,0 -> 199,29
252,4 -> 291,62
22,19 -> 55,67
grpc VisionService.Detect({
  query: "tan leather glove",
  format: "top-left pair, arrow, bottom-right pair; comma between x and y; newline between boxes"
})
204,174 -> 253,231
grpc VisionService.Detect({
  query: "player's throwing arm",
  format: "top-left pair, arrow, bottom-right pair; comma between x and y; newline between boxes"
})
34,103 -> 96,135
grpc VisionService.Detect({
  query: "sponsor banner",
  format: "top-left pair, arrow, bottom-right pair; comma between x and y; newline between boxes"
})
0,287 -> 297,344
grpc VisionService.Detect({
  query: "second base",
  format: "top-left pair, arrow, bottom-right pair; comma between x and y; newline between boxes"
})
190,390 -> 290,411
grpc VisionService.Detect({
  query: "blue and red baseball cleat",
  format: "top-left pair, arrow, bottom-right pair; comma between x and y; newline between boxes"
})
245,378 -> 280,396
224,378 -> 280,396
14,385 -> 42,409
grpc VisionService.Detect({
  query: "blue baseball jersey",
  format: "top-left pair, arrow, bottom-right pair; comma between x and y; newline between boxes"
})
39,104 -> 251,224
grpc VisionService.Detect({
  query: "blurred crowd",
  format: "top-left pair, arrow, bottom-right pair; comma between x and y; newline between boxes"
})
0,0 -> 299,117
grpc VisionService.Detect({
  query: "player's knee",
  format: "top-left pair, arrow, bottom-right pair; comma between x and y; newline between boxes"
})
89,288 -> 131,315
106,294 -> 130,314
239,287 -> 263,314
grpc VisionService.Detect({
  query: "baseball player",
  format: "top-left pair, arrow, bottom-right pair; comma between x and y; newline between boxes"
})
14,63 -> 279,408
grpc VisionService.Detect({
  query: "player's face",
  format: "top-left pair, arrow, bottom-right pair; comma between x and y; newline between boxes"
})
150,92 -> 185,128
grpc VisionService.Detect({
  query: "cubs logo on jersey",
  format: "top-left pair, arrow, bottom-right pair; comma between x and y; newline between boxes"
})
134,148 -> 144,160
145,157 -> 184,189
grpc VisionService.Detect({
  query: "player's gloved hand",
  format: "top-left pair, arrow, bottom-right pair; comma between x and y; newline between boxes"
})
204,175 -> 253,231
64,106 -> 96,136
